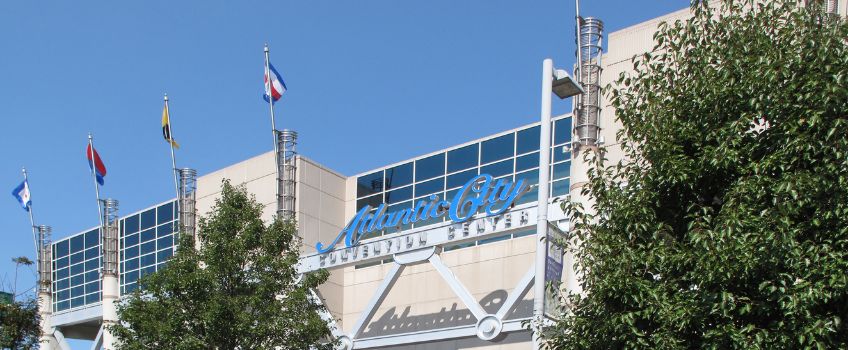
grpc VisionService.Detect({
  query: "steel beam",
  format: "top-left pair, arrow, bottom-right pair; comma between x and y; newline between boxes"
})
428,254 -> 486,321
349,263 -> 405,339
496,264 -> 535,320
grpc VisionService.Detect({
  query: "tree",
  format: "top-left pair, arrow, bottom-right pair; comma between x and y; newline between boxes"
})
11,256 -> 33,298
546,1 -> 847,348
111,180 -> 333,349
0,298 -> 40,350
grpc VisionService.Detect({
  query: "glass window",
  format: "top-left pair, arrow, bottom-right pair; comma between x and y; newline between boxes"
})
157,202 -> 174,224
125,257 -> 139,271
140,209 -> 157,230
552,179 -> 570,197
553,161 -> 571,180
56,267 -> 69,280
516,126 -> 540,155
84,230 -> 99,248
85,270 -> 99,283
140,253 -> 156,267
55,279 -> 69,291
516,152 -> 539,172
553,145 -> 571,163
140,228 -> 156,243
124,233 -> 139,247
385,162 -> 413,190
85,293 -> 100,305
415,153 -> 445,181
70,263 -> 84,278
515,170 -> 539,205
125,270 -> 139,285
384,201 -> 412,234
385,186 -> 412,204
157,235 -> 173,250
57,290 -> 70,301
70,235 -> 84,253
84,258 -> 99,271
140,241 -> 156,255
479,233 -> 511,245
125,246 -> 139,259
356,194 -> 382,211
157,248 -> 173,262
70,274 -> 84,287
56,256 -> 69,269
70,252 -> 84,265
481,133 -> 514,164
447,169 -> 478,189
357,171 -> 383,198
124,215 -> 140,234
85,281 -> 100,294
71,296 -> 84,308
480,159 -> 513,178
85,247 -> 99,260
415,177 -> 443,198
447,144 -> 478,173
554,117 -> 572,145
54,240 -> 69,258
513,228 -> 535,238
157,223 -> 174,237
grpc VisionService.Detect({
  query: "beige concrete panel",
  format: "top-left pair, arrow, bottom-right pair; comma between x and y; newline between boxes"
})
319,168 -> 347,202
298,158 -> 322,190
319,191 -> 345,224
298,184 -> 322,220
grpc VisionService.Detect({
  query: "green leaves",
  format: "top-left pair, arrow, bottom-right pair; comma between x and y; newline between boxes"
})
0,298 -> 40,350
110,180 -> 333,350
546,1 -> 848,349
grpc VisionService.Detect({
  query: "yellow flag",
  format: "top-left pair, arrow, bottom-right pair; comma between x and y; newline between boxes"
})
161,103 -> 179,149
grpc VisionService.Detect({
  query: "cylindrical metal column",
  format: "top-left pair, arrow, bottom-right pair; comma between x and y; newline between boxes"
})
37,225 -> 54,350
533,58 -> 554,350
100,199 -> 119,350
276,129 -> 298,221
178,168 -> 197,241
575,17 -> 604,148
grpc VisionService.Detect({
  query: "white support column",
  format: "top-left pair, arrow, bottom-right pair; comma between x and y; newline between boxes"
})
101,274 -> 119,349
427,254 -> 486,321
308,288 -> 345,339
38,291 -> 55,350
495,264 -> 536,320
90,326 -> 104,350
52,329 -> 72,350
533,58 -> 554,349
349,263 -> 405,340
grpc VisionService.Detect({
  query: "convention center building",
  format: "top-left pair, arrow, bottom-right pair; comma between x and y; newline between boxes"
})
33,2 -> 848,350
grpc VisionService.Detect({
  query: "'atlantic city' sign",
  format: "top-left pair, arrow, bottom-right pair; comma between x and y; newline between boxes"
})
315,174 -> 529,253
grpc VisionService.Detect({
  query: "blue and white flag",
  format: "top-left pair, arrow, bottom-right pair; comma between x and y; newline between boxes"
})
11,180 -> 31,211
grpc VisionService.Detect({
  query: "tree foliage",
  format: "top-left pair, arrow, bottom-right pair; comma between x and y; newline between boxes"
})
0,298 -> 40,350
111,180 -> 332,350
547,1 -> 847,348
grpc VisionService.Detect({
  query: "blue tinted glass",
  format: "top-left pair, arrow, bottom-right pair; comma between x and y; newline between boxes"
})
385,186 -> 412,204
124,233 -> 139,247
85,230 -> 99,248
140,229 -> 156,243
356,195 -> 382,211
85,270 -> 99,283
447,169 -> 478,189
56,268 -> 69,280
56,256 -> 69,269
552,179 -> 570,197
515,170 -> 539,205
513,228 -> 535,238
415,153 -> 445,181
157,248 -> 173,262
125,246 -> 139,259
385,162 -> 413,190
124,215 -> 140,234
125,270 -> 139,284
140,253 -> 156,267
71,296 -> 84,308
70,274 -> 84,287
516,126 -> 540,155
57,290 -> 70,301
125,258 -> 139,271
56,279 -> 69,291
447,144 -> 478,173
357,171 -> 383,198
481,134 -> 514,164
85,293 -> 100,304
554,118 -> 572,145
140,241 -> 156,255
125,283 -> 137,293
57,300 -> 69,311
140,209 -> 157,230
84,258 -> 99,271
480,160 -> 513,178
552,145 -> 571,163
415,177 -> 443,198
516,152 -> 539,172
479,233 -> 511,245
157,223 -> 174,237
553,161 -> 571,180
70,235 -> 84,253
85,281 -> 100,294
157,235 -> 173,250
157,202 -> 174,224
54,240 -> 69,258
142,265 -> 156,277
85,247 -> 99,260
384,201 -> 412,234
70,252 -> 84,265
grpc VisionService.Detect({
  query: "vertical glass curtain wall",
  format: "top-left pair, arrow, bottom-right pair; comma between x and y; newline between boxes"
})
353,116 -> 573,267
51,200 -> 179,313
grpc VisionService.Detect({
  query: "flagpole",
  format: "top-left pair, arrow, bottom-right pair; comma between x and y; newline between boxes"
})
21,167 -> 39,282
88,134 -> 105,230
164,94 -> 180,200
265,43 -> 281,210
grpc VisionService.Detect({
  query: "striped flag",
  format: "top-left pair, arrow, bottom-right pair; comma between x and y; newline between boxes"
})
11,180 -> 31,211
162,103 -> 179,149
263,63 -> 287,103
86,144 -> 107,186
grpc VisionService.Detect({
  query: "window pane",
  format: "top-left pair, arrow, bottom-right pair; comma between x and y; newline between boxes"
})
84,230 -> 99,248
554,117 -> 572,145
70,252 -> 84,265
140,241 -> 156,255
516,126 -> 540,155
140,209 -> 156,230
157,235 -> 173,250
357,171 -> 384,198
415,177 -> 444,198
84,258 -> 99,271
125,258 -> 139,271
125,245 -> 139,259
516,152 -> 539,172
552,145 -> 571,163
157,248 -> 173,262
415,153 -> 445,181
385,162 -> 413,190
140,253 -> 156,267
124,233 -> 139,247
552,179 -> 570,197
481,133 -> 514,164
553,161 -> 571,180
515,170 -> 539,205
85,270 -> 99,283
385,186 -> 412,204
157,223 -> 174,237
124,215 -> 140,234
447,144 -> 478,173
70,263 -> 84,276
140,229 -> 156,243
85,293 -> 100,305
480,159 -> 513,178
447,169 -> 478,189
85,247 -> 99,260
56,256 -> 69,269
54,240 -> 69,258
384,201 -> 412,234
157,202 -> 174,224
357,194 -> 382,211
70,234 -> 84,253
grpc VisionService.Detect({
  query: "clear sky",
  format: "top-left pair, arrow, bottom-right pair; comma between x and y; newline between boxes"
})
1,0 -> 685,346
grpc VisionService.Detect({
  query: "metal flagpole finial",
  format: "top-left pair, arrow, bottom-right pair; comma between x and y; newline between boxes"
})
88,132 -> 93,141
264,43 -> 269,53
164,93 -> 169,102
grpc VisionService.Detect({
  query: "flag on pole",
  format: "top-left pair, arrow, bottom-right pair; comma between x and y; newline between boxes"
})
161,103 -> 180,149
11,180 -> 31,211
86,144 -> 107,186
263,63 -> 287,103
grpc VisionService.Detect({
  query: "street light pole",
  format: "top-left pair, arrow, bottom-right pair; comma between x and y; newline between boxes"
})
533,58 -> 555,350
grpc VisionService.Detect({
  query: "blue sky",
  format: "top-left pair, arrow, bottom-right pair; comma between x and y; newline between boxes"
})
0,0 -> 685,345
